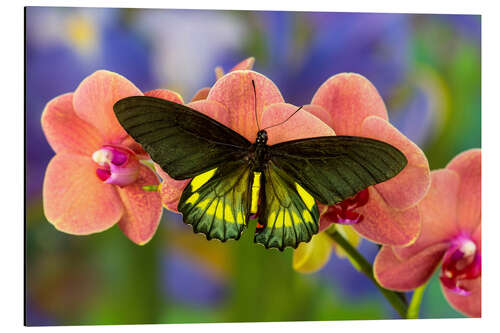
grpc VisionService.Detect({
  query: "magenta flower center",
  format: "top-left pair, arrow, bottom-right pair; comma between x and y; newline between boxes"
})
92,145 -> 140,187
322,189 -> 369,225
440,235 -> 481,296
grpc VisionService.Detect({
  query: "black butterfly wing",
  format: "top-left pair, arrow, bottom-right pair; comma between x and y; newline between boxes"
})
269,136 -> 408,205
254,135 -> 407,250
113,96 -> 251,180
177,160 -> 252,241
254,162 -> 320,250
114,96 -> 254,242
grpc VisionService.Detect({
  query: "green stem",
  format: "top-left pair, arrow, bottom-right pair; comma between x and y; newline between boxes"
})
407,282 -> 428,319
326,228 -> 408,318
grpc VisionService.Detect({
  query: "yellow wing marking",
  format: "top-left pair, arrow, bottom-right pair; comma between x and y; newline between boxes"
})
224,204 -> 235,223
295,183 -> 315,210
284,210 -> 292,227
191,168 -> 217,192
236,210 -> 245,225
302,209 -> 314,224
267,210 -> 276,227
291,210 -> 301,225
251,172 -> 262,213
275,210 -> 284,228
215,201 -> 224,220
205,199 -> 218,216
185,193 -> 200,205
197,198 -> 210,210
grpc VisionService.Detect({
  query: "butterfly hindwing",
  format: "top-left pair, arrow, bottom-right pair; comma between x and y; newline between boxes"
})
178,160 -> 251,241
254,162 -> 320,250
269,136 -> 408,205
114,96 -> 251,180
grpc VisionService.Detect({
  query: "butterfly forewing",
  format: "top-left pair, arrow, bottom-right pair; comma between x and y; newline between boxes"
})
269,136 -> 408,205
178,160 -> 252,241
114,96 -> 251,180
254,162 -> 320,250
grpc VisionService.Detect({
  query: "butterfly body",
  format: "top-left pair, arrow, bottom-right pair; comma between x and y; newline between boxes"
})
248,130 -> 271,170
114,96 -> 408,250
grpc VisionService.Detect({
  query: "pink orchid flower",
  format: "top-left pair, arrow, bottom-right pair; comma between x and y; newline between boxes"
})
305,73 -> 431,246
41,70 -> 181,245
156,68 -> 335,214
374,149 -> 481,317
191,57 -> 255,102
292,73 -> 430,274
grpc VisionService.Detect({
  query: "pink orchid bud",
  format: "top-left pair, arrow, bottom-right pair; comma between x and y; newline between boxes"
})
440,235 -> 481,296
92,145 -> 140,187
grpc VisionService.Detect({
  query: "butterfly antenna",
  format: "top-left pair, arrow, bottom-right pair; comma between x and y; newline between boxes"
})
263,106 -> 304,131
252,80 -> 260,131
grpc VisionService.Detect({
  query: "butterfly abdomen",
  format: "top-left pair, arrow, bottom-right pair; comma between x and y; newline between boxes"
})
248,142 -> 271,216
250,172 -> 262,214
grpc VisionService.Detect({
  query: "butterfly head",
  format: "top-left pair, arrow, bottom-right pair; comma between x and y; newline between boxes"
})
256,130 -> 268,145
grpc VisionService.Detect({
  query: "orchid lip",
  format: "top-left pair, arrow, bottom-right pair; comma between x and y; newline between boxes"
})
440,234 -> 481,296
96,168 -> 111,182
336,216 -> 362,225
322,188 -> 369,225
92,145 -> 139,186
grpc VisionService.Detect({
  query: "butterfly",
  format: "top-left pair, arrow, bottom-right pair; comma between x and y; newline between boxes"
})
113,82 -> 407,251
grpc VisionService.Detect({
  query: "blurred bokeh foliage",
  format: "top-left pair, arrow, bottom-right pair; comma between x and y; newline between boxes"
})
25,7 -> 480,325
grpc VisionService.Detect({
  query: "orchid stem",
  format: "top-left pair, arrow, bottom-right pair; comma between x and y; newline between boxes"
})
326,228 -> 408,318
407,282 -> 428,319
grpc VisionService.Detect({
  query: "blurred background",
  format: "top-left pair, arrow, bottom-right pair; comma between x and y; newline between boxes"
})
25,7 -> 481,325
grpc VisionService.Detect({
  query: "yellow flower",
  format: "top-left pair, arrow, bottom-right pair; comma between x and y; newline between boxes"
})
292,225 -> 361,274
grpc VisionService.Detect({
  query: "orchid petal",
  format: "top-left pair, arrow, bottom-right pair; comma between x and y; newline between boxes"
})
333,225 -> 361,258
145,89 -> 184,104
117,164 -> 162,245
191,87 -> 210,102
442,277 -> 481,317
73,70 -> 143,143
374,243 -> 448,291
353,187 -> 421,246
292,232 -> 333,274
262,103 -> 335,145
394,170 -> 460,260
472,224 -> 481,252
215,66 -> 225,80
156,164 -> 189,213
311,73 -> 388,136
318,203 -> 333,232
187,99 -> 232,128
362,116 -> 430,210
229,57 -> 255,72
446,149 -> 481,234
302,104 -> 335,130
207,70 -> 284,141
41,93 -> 103,155
43,154 -> 123,234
